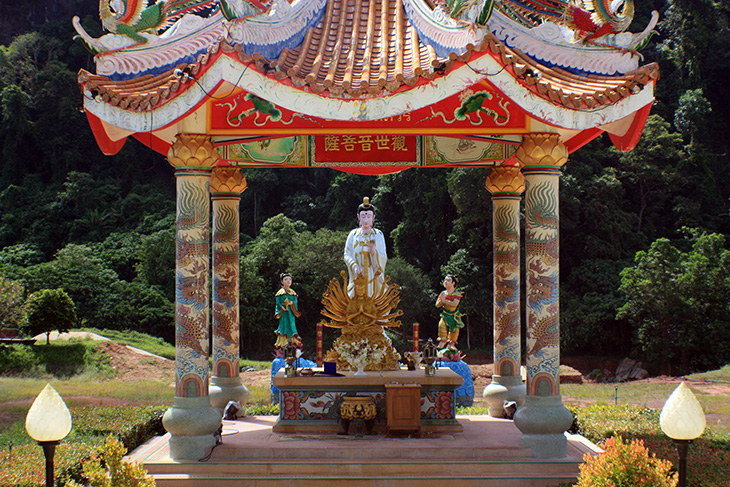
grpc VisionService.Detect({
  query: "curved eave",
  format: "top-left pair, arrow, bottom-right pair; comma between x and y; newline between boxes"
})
81,49 -> 655,134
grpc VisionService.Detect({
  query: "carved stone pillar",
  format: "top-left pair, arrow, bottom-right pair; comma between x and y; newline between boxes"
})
483,166 -> 526,417
512,133 -> 573,458
209,167 -> 250,410
162,134 -> 221,460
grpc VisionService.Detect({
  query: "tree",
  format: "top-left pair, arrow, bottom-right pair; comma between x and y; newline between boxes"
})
135,228 -> 176,301
379,257 -> 436,348
441,168 -> 494,349
376,169 -> 457,276
611,115 -> 684,239
0,275 -> 25,329
617,231 -> 730,374
23,288 -> 77,344
21,243 -> 119,325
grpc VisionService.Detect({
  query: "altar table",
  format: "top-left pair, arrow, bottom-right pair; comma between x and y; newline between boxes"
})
272,368 -> 463,433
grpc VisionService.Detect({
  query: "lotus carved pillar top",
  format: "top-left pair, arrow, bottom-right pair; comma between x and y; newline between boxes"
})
211,167 -> 247,195
167,134 -> 221,171
515,133 -> 568,169
485,166 -> 526,195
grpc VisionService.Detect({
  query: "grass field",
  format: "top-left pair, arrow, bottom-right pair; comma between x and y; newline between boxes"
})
1,331 -> 729,486
561,365 -> 730,434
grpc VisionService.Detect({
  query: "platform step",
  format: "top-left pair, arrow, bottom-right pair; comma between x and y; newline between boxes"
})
129,416 -> 598,487
151,472 -> 580,487
144,458 -> 581,477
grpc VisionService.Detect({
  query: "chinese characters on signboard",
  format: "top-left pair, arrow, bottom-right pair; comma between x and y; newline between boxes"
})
314,135 -> 417,166
323,135 -> 409,152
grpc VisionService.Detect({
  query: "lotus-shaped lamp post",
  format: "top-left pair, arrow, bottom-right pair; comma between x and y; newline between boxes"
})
660,382 -> 706,487
25,384 -> 72,487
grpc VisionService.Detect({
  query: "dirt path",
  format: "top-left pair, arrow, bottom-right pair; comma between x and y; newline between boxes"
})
32,331 -> 165,359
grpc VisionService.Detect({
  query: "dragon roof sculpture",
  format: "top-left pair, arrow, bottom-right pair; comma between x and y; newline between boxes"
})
74,0 -> 660,157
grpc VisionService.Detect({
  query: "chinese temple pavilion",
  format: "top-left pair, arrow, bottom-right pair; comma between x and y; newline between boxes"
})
75,0 -> 659,462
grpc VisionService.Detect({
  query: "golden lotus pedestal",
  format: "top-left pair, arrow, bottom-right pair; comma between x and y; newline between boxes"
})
272,368 -> 463,434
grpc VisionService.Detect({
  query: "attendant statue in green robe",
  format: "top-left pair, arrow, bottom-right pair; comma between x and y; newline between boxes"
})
435,274 -> 464,350
275,273 -> 302,349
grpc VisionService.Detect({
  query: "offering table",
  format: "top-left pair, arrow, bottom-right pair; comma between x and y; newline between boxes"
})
272,368 -> 463,434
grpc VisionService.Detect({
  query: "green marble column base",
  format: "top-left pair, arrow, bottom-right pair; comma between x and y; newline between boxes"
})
482,375 -> 526,417
163,396 -> 222,460
514,395 -> 573,458
209,376 -> 251,411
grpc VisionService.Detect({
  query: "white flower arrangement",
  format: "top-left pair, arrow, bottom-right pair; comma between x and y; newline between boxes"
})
333,339 -> 386,371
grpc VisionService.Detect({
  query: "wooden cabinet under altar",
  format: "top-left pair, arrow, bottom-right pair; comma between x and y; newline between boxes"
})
385,383 -> 421,437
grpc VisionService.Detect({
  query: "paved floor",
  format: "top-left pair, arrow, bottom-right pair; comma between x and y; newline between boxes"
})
129,415 -> 601,464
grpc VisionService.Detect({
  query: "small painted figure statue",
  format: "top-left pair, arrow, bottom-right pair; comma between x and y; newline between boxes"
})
344,197 -> 387,299
274,273 -> 302,349
435,274 -> 465,351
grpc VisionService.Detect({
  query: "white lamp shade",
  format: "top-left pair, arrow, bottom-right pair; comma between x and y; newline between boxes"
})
660,382 -> 706,440
25,384 -> 72,442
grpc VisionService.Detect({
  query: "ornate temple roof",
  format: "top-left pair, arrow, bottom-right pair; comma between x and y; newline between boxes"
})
75,0 -> 660,157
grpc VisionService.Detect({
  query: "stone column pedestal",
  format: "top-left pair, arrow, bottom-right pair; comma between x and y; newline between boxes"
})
163,396 -> 223,460
210,376 -> 250,411
483,374 -> 526,417
514,395 -> 574,458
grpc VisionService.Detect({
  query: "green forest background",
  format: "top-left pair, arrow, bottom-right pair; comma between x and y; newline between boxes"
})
1,0 -> 728,374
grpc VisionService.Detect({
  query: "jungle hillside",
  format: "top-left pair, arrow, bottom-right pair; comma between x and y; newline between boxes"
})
1,0 -> 729,374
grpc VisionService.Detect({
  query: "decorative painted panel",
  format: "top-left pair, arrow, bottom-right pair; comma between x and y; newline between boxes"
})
212,199 -> 240,378
524,173 -> 561,396
208,79 -> 530,137
492,197 -> 522,376
174,176 -> 211,398
218,135 -> 517,169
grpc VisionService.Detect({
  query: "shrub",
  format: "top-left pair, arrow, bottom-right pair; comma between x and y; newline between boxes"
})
569,404 -> 730,487
0,405 -> 166,487
64,436 -> 155,487
0,344 -> 41,375
243,403 -> 280,416
68,406 -> 166,453
0,341 -> 114,378
576,436 -> 677,487
568,404 -> 660,442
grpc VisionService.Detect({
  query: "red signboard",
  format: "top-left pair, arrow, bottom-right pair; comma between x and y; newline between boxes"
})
314,135 -> 417,164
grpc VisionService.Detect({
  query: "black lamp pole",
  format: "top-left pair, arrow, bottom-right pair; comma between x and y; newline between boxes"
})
39,441 -> 59,487
674,439 -> 690,487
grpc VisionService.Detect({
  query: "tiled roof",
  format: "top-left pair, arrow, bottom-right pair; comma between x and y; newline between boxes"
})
79,45 -> 217,112
78,1 -> 658,113
268,0 -> 456,96
482,34 -> 659,110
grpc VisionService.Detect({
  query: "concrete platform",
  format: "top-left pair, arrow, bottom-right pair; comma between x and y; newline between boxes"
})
127,415 -> 601,486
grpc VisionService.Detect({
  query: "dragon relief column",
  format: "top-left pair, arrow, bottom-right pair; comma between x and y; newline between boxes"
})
513,133 -> 573,458
483,166 -> 526,417
162,134 -> 221,460
209,167 -> 250,410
